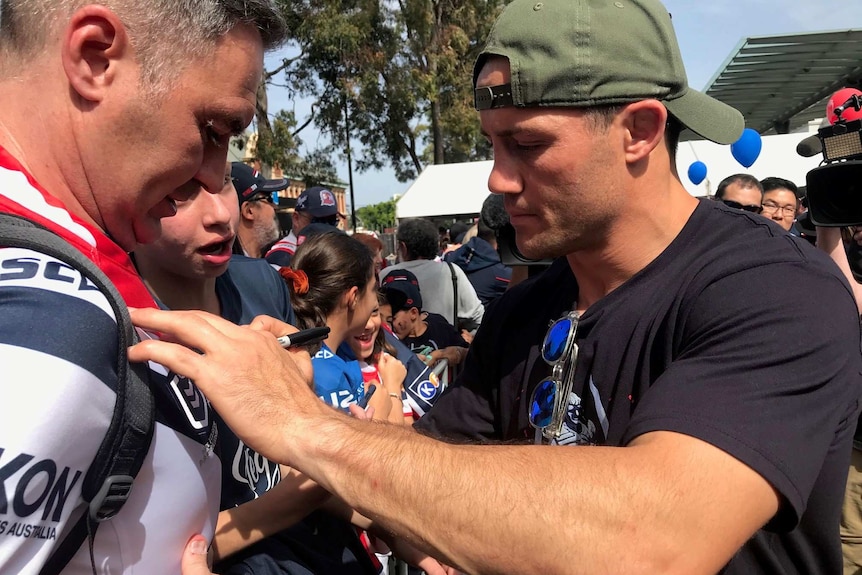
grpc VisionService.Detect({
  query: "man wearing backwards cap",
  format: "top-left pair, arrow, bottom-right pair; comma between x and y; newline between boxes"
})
131,2 -> 861,574
231,161 -> 289,258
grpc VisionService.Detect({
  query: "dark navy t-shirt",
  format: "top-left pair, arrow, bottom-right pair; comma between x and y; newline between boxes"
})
399,312 -> 468,356
418,199 -> 862,574
214,255 -> 295,509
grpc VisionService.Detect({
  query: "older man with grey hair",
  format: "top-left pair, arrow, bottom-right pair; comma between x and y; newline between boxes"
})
0,1 -> 287,573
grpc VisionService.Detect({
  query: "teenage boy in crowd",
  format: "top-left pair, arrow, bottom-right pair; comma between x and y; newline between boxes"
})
133,1 -> 862,573
135,162 -> 448,575
380,270 -> 469,370
0,1 -> 288,572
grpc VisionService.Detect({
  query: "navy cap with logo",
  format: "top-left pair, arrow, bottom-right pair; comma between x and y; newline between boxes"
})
231,162 -> 290,205
381,269 -> 423,312
295,186 -> 344,218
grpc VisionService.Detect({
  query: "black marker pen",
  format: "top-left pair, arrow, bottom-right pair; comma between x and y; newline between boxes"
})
358,384 -> 377,409
276,326 -> 331,349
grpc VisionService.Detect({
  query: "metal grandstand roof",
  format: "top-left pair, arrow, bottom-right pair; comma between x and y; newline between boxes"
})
700,29 -> 862,137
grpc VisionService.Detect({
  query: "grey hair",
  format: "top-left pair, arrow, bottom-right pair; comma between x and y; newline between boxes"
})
1,0 -> 288,84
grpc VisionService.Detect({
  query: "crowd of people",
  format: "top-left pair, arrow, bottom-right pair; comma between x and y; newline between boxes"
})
1,0 -> 862,574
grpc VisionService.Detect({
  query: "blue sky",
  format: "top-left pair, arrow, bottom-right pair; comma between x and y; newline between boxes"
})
264,0 -> 862,210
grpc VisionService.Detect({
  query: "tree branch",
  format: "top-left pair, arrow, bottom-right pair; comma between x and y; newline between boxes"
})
264,52 -> 305,81
292,104 -> 318,137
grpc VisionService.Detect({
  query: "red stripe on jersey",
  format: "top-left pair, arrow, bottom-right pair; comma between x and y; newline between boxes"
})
0,147 -> 157,309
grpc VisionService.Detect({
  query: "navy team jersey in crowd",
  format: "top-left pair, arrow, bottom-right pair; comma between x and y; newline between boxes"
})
418,199 -> 862,574
0,148 -> 221,573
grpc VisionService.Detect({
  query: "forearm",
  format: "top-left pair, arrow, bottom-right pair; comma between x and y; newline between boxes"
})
212,467 -> 331,561
816,227 -> 862,311
442,346 -> 467,366
290,420 -> 774,575
319,494 -> 376,531
386,394 -> 406,424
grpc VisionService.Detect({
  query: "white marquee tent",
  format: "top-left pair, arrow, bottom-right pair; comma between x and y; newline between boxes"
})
395,122 -> 826,221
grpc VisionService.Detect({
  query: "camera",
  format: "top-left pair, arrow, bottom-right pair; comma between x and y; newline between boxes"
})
480,193 -> 553,266
805,94 -> 862,227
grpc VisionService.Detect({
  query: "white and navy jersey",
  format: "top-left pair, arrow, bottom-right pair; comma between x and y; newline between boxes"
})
0,148 -> 221,574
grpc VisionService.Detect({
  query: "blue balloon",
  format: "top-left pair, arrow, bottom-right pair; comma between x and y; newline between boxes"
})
687,161 -> 707,185
731,128 -> 762,168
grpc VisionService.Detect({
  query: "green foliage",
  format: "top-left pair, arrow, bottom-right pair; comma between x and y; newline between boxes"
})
268,0 -> 507,183
255,109 -> 339,185
355,199 -> 397,232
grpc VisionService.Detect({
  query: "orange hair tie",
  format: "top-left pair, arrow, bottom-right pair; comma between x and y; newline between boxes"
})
279,267 -> 309,295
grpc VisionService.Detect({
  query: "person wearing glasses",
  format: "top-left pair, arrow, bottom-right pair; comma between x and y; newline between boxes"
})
130,2 -> 862,574
231,162 -> 287,258
714,173 -> 764,214
760,177 -> 801,232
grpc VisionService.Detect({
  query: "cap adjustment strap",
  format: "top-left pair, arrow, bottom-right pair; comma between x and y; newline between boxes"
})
475,84 -> 515,110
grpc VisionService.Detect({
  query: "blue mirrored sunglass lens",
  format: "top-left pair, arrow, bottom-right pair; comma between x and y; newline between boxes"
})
529,379 -> 557,429
542,317 -> 572,363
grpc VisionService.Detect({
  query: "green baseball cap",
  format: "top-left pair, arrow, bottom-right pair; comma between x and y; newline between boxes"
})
473,0 -> 744,145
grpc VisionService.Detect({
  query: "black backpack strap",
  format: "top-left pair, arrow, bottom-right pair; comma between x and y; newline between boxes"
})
445,261 -> 459,331
0,213 -> 154,575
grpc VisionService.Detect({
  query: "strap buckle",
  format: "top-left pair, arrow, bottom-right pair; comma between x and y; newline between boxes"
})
89,475 -> 134,522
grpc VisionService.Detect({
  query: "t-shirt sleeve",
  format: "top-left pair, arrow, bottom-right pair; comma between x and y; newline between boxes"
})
623,262 -> 862,528
0,249 -> 117,570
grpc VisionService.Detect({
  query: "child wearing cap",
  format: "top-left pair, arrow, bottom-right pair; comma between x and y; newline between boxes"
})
381,269 -> 469,369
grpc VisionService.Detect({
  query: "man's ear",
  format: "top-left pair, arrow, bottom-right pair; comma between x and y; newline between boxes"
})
62,5 -> 130,103
240,201 -> 257,222
620,100 -> 667,164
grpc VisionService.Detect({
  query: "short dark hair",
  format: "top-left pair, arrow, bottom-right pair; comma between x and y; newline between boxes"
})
448,222 -> 471,245
585,105 -> 682,163
476,219 -> 496,243
760,177 -> 798,196
397,218 -> 439,261
311,214 -> 340,227
715,174 -> 763,200
289,233 -> 375,330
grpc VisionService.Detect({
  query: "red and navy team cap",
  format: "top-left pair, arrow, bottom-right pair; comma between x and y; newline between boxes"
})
295,186 -> 344,218
381,269 -> 423,312
231,162 -> 289,205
